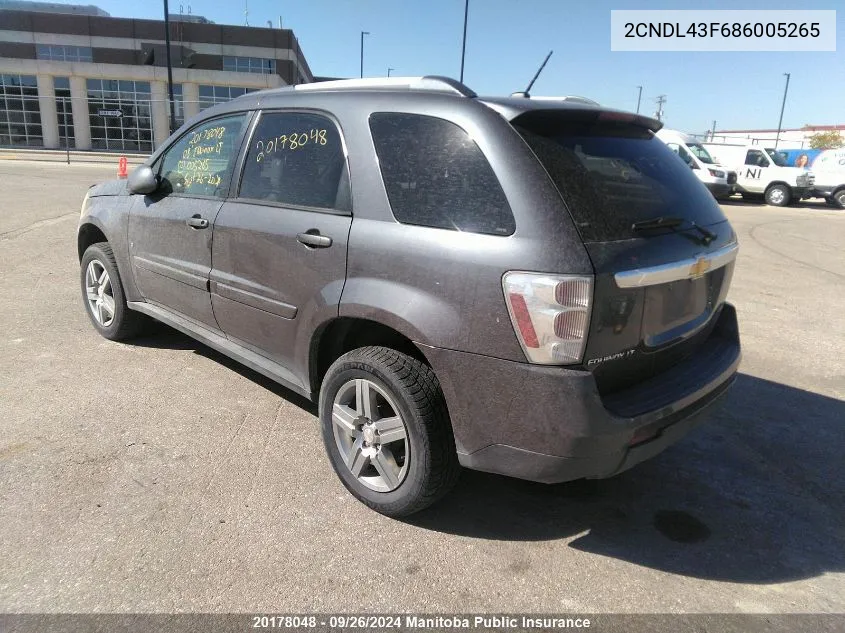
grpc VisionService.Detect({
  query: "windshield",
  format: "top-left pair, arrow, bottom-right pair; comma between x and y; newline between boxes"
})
687,142 -> 715,164
765,149 -> 788,167
515,118 -> 727,242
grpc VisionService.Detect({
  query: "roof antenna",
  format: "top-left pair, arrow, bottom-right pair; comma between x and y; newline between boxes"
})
513,50 -> 553,98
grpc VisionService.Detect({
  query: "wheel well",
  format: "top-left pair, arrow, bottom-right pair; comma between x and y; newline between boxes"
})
78,223 -> 107,261
765,181 -> 790,192
310,318 -> 429,395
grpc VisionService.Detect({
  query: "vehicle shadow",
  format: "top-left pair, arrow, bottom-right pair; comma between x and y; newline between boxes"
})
408,373 -> 845,584
719,195 -> 833,211
128,324 -> 318,415
127,327 -> 844,584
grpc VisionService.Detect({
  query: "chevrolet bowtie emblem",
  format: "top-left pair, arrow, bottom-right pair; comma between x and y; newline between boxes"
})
689,256 -> 711,278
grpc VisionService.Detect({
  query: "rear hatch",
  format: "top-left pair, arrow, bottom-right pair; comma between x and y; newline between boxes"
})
509,108 -> 738,406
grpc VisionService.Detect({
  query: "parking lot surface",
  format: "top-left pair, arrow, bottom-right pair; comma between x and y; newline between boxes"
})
1,161 -> 843,614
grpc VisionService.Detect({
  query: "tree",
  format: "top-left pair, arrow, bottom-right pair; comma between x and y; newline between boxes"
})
808,130 -> 844,149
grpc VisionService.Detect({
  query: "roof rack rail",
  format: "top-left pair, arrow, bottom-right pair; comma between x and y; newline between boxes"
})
286,75 -> 476,97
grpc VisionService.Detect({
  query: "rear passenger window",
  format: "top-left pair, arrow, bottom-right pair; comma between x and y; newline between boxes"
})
369,113 -> 515,236
239,112 -> 349,211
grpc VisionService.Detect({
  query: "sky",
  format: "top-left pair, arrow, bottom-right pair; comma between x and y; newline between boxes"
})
50,0 -> 844,135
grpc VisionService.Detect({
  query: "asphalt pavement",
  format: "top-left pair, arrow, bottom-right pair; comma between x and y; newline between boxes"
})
0,160 -> 843,615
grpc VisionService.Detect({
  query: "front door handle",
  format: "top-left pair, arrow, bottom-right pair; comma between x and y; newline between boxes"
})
296,231 -> 332,248
186,214 -> 209,229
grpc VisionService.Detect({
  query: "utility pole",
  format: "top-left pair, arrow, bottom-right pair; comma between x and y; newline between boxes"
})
775,73 -> 791,149
163,0 -> 176,134
460,0 -> 469,83
360,31 -> 370,78
636,85 -> 642,113
711,120 -> 717,141
655,94 -> 666,122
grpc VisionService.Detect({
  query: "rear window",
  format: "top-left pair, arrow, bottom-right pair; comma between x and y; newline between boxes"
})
515,117 -> 726,242
369,113 -> 515,236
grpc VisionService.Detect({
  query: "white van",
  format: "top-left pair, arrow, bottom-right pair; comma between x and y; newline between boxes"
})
703,143 -> 814,207
809,149 -> 845,208
655,129 -> 734,199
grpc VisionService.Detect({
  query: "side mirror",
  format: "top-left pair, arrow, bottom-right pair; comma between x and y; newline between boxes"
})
128,165 -> 159,195
690,162 -> 699,170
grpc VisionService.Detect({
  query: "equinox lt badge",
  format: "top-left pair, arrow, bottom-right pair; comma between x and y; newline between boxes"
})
586,349 -> 637,366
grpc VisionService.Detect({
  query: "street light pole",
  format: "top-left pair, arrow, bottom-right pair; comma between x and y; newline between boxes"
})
636,85 -> 642,113
360,31 -> 370,78
775,72 -> 791,149
163,0 -> 176,134
387,67 -> 394,77
460,0 -> 469,83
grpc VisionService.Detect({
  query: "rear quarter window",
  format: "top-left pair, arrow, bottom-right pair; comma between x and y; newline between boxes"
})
515,116 -> 727,242
369,113 -> 515,236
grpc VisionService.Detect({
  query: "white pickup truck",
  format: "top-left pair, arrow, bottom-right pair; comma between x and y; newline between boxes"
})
703,143 -> 814,207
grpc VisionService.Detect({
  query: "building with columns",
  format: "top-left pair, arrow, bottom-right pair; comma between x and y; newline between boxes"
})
0,1 -> 314,152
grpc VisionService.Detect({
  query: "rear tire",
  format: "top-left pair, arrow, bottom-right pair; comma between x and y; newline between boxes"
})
80,242 -> 146,341
319,346 -> 460,517
832,189 -> 845,209
764,184 -> 791,207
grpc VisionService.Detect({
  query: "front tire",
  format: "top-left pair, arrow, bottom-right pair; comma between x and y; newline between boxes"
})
80,242 -> 146,341
319,346 -> 460,517
765,184 -> 791,207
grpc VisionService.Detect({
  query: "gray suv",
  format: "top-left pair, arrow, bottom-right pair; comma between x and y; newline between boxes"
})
78,76 -> 741,516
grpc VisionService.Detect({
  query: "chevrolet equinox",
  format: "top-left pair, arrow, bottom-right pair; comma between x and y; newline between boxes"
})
77,76 -> 741,516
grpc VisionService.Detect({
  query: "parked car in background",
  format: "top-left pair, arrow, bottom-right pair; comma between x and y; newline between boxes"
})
808,149 -> 845,208
77,76 -> 741,516
703,143 -> 814,206
656,129 -> 735,199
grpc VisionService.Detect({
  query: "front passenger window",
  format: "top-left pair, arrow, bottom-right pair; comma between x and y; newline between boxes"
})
157,114 -> 247,197
745,150 -> 766,167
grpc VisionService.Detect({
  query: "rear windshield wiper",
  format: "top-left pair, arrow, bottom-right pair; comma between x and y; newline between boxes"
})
632,216 -> 716,244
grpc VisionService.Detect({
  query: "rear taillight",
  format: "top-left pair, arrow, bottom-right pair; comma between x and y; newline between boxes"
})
502,272 -> 593,365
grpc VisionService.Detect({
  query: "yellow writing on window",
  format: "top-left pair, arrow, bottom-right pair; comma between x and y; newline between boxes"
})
255,128 -> 328,162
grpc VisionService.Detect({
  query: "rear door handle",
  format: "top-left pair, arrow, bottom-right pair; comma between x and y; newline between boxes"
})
186,215 -> 209,229
296,231 -> 332,248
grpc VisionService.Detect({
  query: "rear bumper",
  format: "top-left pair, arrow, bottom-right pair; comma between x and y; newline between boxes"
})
424,304 -> 740,484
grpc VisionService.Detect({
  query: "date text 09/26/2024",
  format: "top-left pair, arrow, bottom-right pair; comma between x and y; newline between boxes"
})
251,615 -> 593,629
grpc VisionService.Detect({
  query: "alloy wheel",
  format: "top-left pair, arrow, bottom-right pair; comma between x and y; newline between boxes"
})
331,378 -> 409,492
85,259 -> 115,327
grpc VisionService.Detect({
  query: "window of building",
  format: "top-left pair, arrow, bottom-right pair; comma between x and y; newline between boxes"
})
86,78 -> 152,152
198,85 -> 255,111
239,112 -> 349,211
0,74 -> 42,147
54,76 -> 75,148
156,114 -> 247,198
36,44 -> 93,62
368,113 -> 515,236
222,56 -> 277,74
